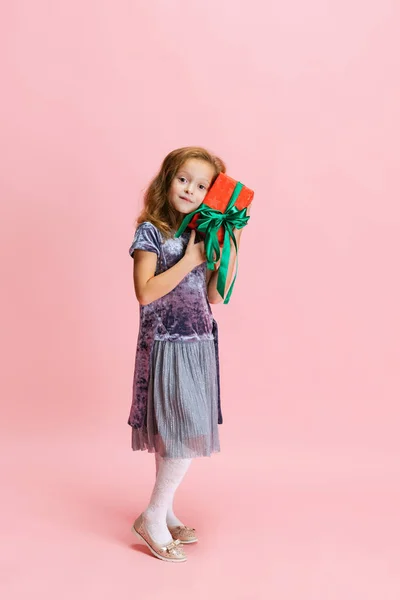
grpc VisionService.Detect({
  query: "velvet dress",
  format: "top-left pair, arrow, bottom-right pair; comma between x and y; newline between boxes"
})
128,221 -> 222,459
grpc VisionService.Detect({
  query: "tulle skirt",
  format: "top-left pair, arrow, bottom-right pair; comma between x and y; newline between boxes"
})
131,339 -> 221,458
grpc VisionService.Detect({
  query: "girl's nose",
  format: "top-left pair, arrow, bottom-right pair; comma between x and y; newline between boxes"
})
185,182 -> 194,195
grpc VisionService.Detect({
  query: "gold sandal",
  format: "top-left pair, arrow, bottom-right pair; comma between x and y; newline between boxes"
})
132,514 -> 187,563
168,525 -> 198,544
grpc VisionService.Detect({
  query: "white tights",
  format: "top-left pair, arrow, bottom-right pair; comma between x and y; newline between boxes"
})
142,453 -> 192,545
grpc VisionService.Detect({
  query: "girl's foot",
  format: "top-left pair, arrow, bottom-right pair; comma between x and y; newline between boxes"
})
166,510 -> 198,543
166,510 -> 185,528
168,524 -> 198,544
141,510 -> 171,546
133,513 -> 187,563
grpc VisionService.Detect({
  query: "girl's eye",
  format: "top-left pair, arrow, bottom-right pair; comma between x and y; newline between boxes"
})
199,184 -> 207,190
178,177 -> 186,183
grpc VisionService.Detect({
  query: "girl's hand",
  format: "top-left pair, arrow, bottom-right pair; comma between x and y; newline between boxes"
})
184,230 -> 206,268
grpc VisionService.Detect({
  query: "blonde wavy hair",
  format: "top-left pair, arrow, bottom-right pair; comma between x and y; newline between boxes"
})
137,146 -> 226,238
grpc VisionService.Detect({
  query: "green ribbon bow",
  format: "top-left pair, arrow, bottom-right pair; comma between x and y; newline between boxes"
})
175,182 -> 250,304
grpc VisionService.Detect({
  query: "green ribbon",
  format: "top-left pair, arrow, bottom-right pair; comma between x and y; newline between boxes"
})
175,182 -> 250,304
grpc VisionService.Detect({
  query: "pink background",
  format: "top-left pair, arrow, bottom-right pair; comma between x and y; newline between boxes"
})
1,0 -> 400,597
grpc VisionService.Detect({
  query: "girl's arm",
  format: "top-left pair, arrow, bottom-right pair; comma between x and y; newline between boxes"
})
207,204 -> 251,304
133,230 -> 205,306
206,228 -> 243,304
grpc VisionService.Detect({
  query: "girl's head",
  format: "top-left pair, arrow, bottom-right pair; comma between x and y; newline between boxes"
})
137,147 -> 226,237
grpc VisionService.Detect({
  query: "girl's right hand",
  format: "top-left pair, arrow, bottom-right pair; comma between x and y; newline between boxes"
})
184,230 -> 206,268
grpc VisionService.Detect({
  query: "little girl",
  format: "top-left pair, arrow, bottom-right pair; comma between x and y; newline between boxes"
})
128,146 -> 249,563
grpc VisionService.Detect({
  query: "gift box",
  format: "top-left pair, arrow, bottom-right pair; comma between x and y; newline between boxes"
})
175,172 -> 254,304
188,173 -> 254,244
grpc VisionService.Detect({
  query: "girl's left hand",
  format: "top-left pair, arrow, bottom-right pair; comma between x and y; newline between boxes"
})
213,257 -> 221,270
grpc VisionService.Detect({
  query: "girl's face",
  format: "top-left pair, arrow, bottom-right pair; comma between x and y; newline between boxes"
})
168,158 -> 215,215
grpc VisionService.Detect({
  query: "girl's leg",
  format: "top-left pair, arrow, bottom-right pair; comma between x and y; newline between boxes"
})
143,455 -> 192,545
155,452 -> 186,528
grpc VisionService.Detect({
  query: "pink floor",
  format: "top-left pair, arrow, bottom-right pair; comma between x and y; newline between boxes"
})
3,429 -> 399,600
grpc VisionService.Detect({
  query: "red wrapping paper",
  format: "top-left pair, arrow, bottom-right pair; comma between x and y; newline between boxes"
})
188,173 -> 254,244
